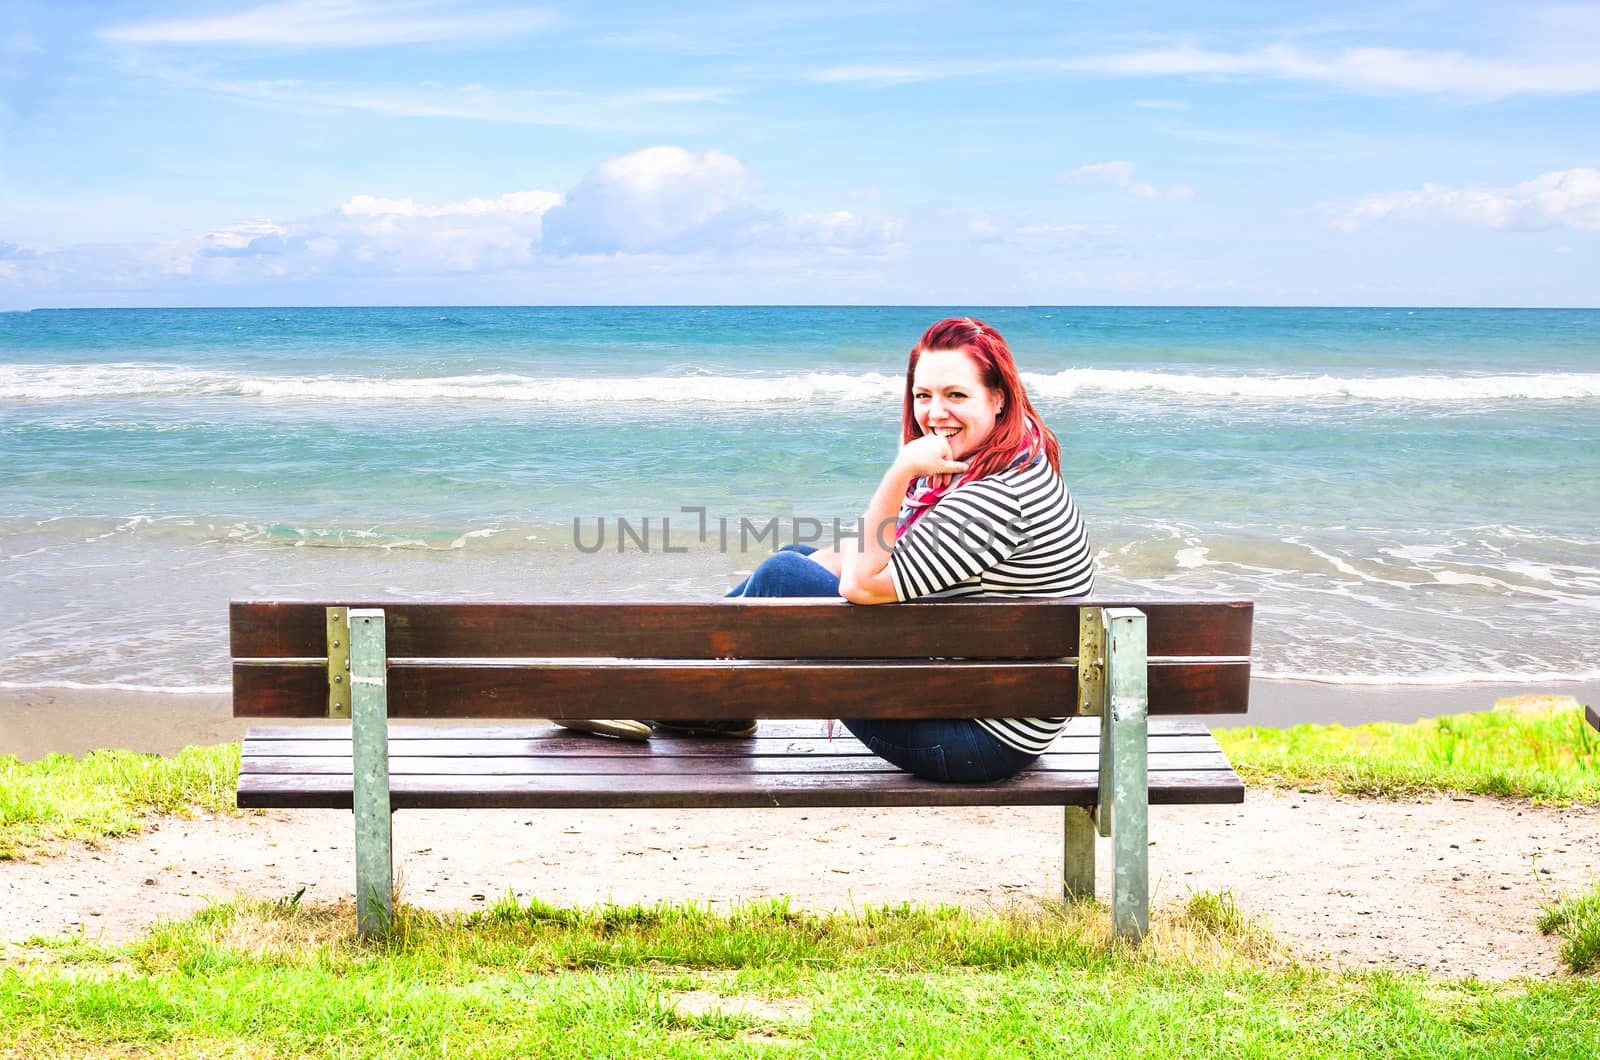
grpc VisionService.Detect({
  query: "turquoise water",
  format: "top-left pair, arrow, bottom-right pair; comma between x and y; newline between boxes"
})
3,306 -> 1597,691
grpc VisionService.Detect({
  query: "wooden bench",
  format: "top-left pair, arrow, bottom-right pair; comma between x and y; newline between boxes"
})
232,598 -> 1253,939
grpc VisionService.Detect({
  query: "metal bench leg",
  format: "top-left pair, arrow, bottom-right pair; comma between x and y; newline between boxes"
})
1105,607 -> 1149,941
1063,806 -> 1096,900
350,609 -> 393,939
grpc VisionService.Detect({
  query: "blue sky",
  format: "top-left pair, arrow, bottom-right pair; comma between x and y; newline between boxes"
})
2,0 -> 1597,308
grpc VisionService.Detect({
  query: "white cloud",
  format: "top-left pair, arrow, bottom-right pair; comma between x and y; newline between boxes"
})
540,146 -> 767,253
1068,43 -> 1600,99
90,187 -> 569,281
303,187 -> 562,272
786,211 -> 902,251
965,215 -> 1116,252
101,0 -> 557,49
1132,183 -> 1194,201
201,220 -> 290,251
1062,161 -> 1138,187
812,62 -> 957,87
0,241 -> 32,282
0,147 -> 907,299
1061,161 -> 1193,201
537,147 -> 901,255
113,68 -> 725,130
1338,168 -> 1600,232
341,190 -> 563,218
815,41 -> 1600,100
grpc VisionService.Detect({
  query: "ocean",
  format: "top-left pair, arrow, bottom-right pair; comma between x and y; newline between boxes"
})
2,305 -> 1596,695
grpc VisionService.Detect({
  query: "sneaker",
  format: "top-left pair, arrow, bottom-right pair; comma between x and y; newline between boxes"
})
649,719 -> 759,737
553,719 -> 653,741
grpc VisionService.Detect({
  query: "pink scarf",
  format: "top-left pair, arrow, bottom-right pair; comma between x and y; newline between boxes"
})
895,421 -> 1045,540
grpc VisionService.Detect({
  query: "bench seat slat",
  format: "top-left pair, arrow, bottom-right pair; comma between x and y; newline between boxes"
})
241,733 -> 1228,759
231,599 -> 1253,661
237,768 -> 1245,810
241,749 -> 1236,776
234,660 -> 1251,718
236,717 -> 1220,741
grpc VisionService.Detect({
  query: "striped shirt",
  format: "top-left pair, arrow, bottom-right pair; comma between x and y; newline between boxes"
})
889,455 -> 1094,754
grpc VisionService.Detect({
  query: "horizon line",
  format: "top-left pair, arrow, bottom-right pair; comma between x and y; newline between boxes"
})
13,303 -> 1600,313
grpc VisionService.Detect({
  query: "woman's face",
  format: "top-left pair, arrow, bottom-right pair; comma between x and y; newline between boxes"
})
911,348 -> 1003,461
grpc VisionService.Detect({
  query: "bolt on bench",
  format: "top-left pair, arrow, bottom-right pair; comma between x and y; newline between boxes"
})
232,598 -> 1253,939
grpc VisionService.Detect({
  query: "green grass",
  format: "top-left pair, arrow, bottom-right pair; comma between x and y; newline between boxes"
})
0,744 -> 240,859
1540,883 -> 1600,975
1216,698 -> 1600,804
3,896 -> 1597,1058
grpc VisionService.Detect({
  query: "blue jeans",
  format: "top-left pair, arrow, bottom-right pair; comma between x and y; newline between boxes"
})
839,717 -> 1039,785
730,545 -> 1038,784
725,543 -> 841,598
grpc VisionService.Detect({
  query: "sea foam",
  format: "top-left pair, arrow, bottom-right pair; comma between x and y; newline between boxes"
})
5,363 -> 1600,404
1024,368 -> 1600,402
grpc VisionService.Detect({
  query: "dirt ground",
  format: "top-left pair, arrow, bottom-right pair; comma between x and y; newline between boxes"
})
3,788 -> 1595,981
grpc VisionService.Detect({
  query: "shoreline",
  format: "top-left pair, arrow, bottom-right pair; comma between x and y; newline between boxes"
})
4,678 -> 1597,763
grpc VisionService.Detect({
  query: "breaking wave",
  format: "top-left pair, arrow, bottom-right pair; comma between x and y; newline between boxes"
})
5,363 -> 1600,405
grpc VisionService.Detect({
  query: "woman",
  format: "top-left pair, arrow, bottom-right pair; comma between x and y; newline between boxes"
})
571,317 -> 1095,782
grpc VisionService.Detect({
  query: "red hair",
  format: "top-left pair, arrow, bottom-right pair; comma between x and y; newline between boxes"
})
900,317 -> 1060,481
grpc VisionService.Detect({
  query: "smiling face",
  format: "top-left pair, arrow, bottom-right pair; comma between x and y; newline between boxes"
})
911,348 -> 1003,461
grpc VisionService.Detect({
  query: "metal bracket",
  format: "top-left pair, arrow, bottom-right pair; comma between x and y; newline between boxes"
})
1078,606 -> 1113,836
326,606 -> 351,718
1077,604 -> 1105,717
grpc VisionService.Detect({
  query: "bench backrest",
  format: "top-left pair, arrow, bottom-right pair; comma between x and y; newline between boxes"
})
231,599 -> 1252,721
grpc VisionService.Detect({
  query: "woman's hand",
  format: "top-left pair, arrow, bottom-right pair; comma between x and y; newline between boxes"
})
894,433 -> 969,481
840,434 -> 967,606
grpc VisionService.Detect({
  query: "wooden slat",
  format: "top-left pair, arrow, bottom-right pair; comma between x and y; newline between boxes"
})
240,734 -> 1228,759
240,750 -> 1234,777
240,721 -> 856,741
230,599 -> 1253,661
1586,704 -> 1599,733
241,737 -> 871,758
236,767 -> 1244,810
238,717 -> 1220,741
233,659 -> 1251,719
